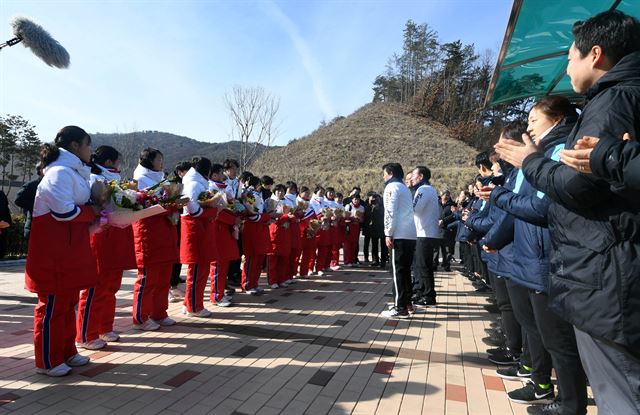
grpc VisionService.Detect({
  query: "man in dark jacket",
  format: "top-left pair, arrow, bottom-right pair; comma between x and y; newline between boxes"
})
496,11 -> 640,414
15,176 -> 40,241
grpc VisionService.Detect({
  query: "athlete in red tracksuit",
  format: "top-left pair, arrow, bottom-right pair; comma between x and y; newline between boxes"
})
344,195 -> 365,266
298,207 -> 317,277
25,126 -> 97,377
209,208 -> 240,307
283,186 -> 301,282
324,188 -> 343,270
267,187 -> 292,288
242,179 -> 271,294
131,150 -> 179,330
76,146 -> 136,350
180,160 -> 219,317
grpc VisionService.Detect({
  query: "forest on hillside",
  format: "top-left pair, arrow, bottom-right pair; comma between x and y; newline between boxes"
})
371,20 -> 533,149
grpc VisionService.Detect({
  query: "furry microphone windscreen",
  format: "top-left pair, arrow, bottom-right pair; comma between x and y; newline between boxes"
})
11,16 -> 70,68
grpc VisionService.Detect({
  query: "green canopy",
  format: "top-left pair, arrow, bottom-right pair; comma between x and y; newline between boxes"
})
486,0 -> 639,106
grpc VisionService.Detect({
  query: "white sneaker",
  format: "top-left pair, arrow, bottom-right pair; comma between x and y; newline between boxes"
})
306,271 -> 315,277
154,317 -> 176,326
270,283 -> 280,289
253,287 -> 265,295
246,288 -> 257,295
168,287 -> 184,303
99,332 -> 120,342
285,279 -> 296,285
76,338 -> 107,350
380,307 -> 410,319
36,362 -> 72,377
65,353 -> 90,367
317,271 -> 324,277
216,298 -> 232,307
330,265 -> 341,271
182,306 -> 212,318
133,319 -> 160,331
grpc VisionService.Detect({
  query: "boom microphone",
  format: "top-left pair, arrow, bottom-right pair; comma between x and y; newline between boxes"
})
0,16 -> 70,68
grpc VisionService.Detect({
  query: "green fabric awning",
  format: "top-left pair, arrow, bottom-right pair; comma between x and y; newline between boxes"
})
486,0 -> 639,106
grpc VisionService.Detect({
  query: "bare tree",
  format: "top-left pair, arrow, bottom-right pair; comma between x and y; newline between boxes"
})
224,85 -> 280,171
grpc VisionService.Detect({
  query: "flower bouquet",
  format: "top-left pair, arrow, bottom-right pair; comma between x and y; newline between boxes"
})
305,219 -> 321,238
198,190 -> 226,209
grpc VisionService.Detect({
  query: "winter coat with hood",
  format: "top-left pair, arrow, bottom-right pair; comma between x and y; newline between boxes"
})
521,51 -> 640,349
491,115 -> 576,292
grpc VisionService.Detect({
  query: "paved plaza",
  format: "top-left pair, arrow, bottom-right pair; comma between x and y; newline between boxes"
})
0,263 -> 596,414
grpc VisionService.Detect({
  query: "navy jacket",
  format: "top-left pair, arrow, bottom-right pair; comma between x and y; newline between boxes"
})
466,200 -> 499,274
491,117 -> 575,292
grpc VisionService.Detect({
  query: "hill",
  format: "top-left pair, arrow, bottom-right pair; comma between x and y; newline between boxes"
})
250,103 -> 478,194
91,131 -> 268,178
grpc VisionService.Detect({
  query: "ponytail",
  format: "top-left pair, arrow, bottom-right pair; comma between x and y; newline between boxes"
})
40,126 -> 91,168
90,145 -> 120,175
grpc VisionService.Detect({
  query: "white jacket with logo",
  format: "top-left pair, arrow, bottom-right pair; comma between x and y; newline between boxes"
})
383,179 -> 417,240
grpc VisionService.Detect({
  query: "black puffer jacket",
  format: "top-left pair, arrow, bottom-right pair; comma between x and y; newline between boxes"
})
522,51 -> 640,350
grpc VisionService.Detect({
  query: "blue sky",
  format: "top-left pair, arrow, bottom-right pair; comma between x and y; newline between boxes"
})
0,0 -> 512,145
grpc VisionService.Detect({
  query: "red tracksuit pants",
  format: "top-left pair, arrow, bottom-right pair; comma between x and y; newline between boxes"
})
209,261 -> 229,303
76,269 -> 124,343
315,246 -> 331,272
132,263 -> 171,324
300,245 -> 316,276
242,255 -> 265,291
267,254 -> 289,285
289,247 -> 302,278
34,292 -> 79,369
330,243 -> 341,267
344,237 -> 358,265
183,262 -> 209,313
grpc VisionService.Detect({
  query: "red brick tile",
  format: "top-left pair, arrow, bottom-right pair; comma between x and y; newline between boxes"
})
164,370 -> 201,387
79,363 -> 119,378
0,392 -> 20,406
483,375 -> 505,392
88,350 -> 113,360
384,320 -> 398,327
446,384 -> 467,403
374,361 -> 394,375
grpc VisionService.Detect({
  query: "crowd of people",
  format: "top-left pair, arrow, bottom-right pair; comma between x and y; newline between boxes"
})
378,10 -> 638,415
19,8 -> 639,415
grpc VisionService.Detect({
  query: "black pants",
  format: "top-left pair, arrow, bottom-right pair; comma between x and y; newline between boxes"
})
228,235 -> 243,284
170,263 -> 182,287
371,237 -> 388,264
363,234 -> 371,261
506,280 -> 552,386
528,292 -> 588,415
575,328 -> 640,415
391,239 -> 415,310
492,274 -> 522,354
432,239 -> 449,268
415,237 -> 437,299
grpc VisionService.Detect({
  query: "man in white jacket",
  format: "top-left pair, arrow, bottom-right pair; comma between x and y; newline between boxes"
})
410,166 -> 442,307
381,163 -> 417,319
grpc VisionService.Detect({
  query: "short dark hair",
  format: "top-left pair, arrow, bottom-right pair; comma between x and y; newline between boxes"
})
382,162 -> 404,179
286,181 -> 298,193
239,171 -> 253,182
300,186 -> 309,194
314,185 -> 325,194
191,156 -> 212,178
139,148 -> 163,170
414,165 -> 431,183
573,10 -> 640,66
247,175 -> 261,187
273,183 -> 286,193
223,159 -> 239,170
500,121 -> 528,142
175,161 -> 191,174
326,187 -> 335,193
261,175 -> 274,186
211,163 -> 224,175
474,152 -> 492,170
336,192 -> 343,198
351,186 -> 361,192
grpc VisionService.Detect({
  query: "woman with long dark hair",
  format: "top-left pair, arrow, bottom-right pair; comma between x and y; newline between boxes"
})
25,126 -> 97,376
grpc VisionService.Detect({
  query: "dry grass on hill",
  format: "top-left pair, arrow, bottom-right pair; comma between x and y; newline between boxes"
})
250,102 -> 478,194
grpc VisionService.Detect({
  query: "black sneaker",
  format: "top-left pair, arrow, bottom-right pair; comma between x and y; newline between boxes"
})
485,327 -> 503,337
414,297 -> 437,307
496,364 -> 532,381
488,348 -> 519,365
483,304 -> 500,314
526,400 -> 563,415
486,346 -> 506,355
224,287 -> 236,296
475,285 -> 492,293
508,380 -> 554,404
482,334 -> 505,347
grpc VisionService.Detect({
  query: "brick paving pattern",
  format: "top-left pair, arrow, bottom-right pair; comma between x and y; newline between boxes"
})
0,263 -> 597,414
